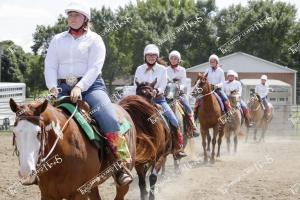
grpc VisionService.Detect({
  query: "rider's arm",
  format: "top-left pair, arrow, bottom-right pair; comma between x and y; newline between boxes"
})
44,36 -> 58,91
76,34 -> 106,92
179,67 -> 187,91
216,69 -> 225,88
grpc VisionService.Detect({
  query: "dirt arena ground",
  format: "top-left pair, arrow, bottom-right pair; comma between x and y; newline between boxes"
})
0,130 -> 300,200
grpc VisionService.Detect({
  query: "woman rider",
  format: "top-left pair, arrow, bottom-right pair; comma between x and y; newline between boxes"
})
134,44 -> 187,159
205,54 -> 232,111
224,70 -> 252,127
167,50 -> 197,130
44,0 -> 132,185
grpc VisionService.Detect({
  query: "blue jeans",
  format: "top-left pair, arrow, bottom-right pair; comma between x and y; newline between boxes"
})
179,94 -> 192,114
154,96 -> 179,128
241,100 -> 247,111
57,78 -> 120,134
215,88 -> 229,102
261,97 -> 269,110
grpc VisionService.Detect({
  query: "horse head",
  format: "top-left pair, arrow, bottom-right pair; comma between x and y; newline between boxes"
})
135,78 -> 157,103
229,90 -> 241,108
191,72 -> 211,98
248,93 -> 261,111
165,79 -> 180,101
10,98 -> 49,179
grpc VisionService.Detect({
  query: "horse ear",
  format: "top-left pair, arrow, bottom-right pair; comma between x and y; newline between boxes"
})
204,73 -> 208,78
36,100 -> 48,114
150,78 -> 157,88
9,98 -> 20,113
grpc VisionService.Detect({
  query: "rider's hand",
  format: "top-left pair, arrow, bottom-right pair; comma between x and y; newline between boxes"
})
70,86 -> 82,103
49,87 -> 59,96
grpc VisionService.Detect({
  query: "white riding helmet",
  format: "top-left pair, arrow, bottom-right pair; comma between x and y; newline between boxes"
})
169,50 -> 181,61
209,54 -> 219,63
227,70 -> 236,77
144,44 -> 160,57
261,75 -> 268,80
65,0 -> 91,20
234,71 -> 238,78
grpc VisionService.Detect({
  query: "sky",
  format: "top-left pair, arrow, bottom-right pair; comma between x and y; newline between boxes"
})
0,0 -> 299,52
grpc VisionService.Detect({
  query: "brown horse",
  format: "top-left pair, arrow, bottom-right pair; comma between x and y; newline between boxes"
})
9,98 -> 136,200
246,93 -> 273,142
119,95 -> 171,200
191,73 -> 224,163
224,90 -> 242,153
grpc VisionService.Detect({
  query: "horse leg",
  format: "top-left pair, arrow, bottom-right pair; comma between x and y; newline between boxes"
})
173,159 -> 180,173
216,125 -> 224,158
234,134 -> 238,153
210,127 -> 218,163
226,131 -> 231,153
149,155 -> 167,200
245,126 -> 249,143
254,128 -> 257,141
207,131 -> 211,152
114,184 -> 129,200
201,128 -> 208,163
136,164 -> 148,200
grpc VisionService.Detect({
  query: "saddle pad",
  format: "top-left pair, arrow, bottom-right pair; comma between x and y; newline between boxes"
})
176,101 -> 185,116
213,92 -> 225,112
58,103 -> 102,143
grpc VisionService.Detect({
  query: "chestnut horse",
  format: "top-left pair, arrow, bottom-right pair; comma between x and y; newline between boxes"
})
119,95 -> 171,200
191,73 -> 225,163
9,98 -> 137,200
246,93 -> 273,142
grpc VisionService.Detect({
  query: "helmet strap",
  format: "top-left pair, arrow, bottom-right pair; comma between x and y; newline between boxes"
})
69,18 -> 88,37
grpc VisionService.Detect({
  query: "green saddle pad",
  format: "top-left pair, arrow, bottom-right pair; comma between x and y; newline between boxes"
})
57,103 -> 131,149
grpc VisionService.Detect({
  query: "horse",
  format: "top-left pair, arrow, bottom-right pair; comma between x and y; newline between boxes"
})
119,94 -> 171,200
224,90 -> 242,153
164,80 -> 195,172
9,97 -> 137,200
246,93 -> 273,142
191,72 -> 224,163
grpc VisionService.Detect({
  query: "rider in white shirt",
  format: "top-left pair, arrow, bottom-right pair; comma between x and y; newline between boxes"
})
255,75 -> 270,117
205,54 -> 232,111
44,0 -> 132,185
166,50 -> 196,130
134,44 -> 187,159
224,70 -> 252,127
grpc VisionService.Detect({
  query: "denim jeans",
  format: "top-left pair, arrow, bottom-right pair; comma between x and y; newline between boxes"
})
57,78 -> 120,134
179,94 -> 193,114
154,95 -> 179,128
261,97 -> 269,110
215,88 -> 229,102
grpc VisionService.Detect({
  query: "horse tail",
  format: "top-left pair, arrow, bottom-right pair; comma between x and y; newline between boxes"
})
119,95 -> 165,163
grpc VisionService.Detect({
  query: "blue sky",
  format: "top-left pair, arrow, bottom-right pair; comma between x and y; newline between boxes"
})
0,0 -> 299,52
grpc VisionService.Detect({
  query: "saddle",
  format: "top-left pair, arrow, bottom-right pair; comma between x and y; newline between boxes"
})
54,97 -> 131,150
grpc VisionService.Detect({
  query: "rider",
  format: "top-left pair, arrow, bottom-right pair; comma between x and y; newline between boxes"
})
224,70 -> 252,127
205,54 -> 232,111
134,44 -> 187,159
167,50 -> 197,130
44,0 -> 132,186
255,75 -> 270,118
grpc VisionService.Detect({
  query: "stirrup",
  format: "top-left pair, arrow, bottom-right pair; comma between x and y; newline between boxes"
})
115,165 -> 133,186
174,151 -> 187,160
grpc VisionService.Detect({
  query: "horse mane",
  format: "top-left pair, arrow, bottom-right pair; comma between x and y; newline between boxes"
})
119,95 -> 166,162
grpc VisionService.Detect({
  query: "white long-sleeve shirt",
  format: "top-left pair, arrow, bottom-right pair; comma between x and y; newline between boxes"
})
44,29 -> 106,92
224,80 -> 242,96
205,67 -> 225,88
166,65 -> 186,89
255,83 -> 268,98
134,63 -> 167,95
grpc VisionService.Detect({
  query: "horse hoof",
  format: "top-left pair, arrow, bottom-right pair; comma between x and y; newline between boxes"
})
210,159 -> 215,164
204,158 -> 208,163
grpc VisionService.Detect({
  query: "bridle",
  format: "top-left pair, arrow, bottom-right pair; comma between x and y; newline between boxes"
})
191,79 -> 215,98
13,99 -> 78,168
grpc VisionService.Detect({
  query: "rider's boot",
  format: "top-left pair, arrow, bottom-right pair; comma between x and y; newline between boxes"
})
106,132 -> 133,186
173,128 -> 187,160
224,100 -> 232,112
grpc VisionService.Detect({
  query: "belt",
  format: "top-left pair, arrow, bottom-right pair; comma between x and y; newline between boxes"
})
58,74 -> 101,86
